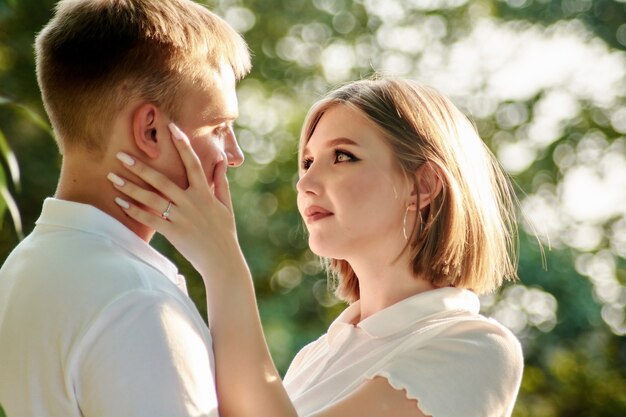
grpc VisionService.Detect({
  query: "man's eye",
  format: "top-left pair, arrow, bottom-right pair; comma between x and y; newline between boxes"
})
216,127 -> 227,137
214,123 -> 232,139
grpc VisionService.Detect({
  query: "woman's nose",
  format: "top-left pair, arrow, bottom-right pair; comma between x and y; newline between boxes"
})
296,166 -> 320,195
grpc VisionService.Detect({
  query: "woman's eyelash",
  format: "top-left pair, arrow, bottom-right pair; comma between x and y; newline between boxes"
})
334,149 -> 358,162
301,149 -> 358,171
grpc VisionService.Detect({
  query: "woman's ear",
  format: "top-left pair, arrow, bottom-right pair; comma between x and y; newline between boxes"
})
414,162 -> 443,210
131,103 -> 168,160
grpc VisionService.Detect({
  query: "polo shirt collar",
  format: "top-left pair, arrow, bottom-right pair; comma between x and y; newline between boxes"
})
328,287 -> 480,342
36,198 -> 179,283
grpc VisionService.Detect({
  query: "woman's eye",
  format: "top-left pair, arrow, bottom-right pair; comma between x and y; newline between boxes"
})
335,150 -> 356,163
302,158 -> 313,171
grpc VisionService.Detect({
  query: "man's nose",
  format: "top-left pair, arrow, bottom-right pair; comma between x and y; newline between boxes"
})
224,128 -> 244,167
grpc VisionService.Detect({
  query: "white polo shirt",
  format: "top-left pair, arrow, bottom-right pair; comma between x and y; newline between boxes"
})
284,287 -> 523,417
0,198 -> 218,417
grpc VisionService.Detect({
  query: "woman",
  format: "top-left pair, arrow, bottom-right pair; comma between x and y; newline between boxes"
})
109,78 -> 523,416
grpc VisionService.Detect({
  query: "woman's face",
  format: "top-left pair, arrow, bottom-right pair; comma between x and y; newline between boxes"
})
296,104 -> 410,261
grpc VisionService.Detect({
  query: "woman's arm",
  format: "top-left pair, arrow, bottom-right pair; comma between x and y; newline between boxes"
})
109,123 -> 430,417
318,377 -> 431,417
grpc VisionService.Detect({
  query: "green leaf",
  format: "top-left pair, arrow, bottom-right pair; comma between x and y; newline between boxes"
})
0,96 -> 52,135
12,104 -> 52,134
0,402 -> 6,417
0,179 -> 23,240
0,124 -> 23,239
0,140 -> 8,215
0,144 -> 23,240
0,128 -> 20,190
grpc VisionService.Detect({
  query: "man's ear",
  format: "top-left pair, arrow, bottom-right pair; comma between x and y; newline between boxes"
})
412,162 -> 443,210
131,103 -> 168,160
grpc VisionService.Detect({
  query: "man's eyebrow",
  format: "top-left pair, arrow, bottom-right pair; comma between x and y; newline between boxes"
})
205,114 -> 239,125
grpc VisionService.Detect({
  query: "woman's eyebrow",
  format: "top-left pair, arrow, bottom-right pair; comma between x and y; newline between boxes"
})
303,137 -> 359,155
327,137 -> 358,147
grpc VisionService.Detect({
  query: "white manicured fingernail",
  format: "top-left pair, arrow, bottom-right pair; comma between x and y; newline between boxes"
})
107,172 -> 125,187
168,123 -> 188,143
116,152 -> 135,166
114,197 -> 130,209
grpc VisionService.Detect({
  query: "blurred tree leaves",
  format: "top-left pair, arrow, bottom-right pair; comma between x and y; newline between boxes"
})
0,102 -> 20,228
0,94 -> 54,240
496,0 -> 626,51
0,0 -> 625,415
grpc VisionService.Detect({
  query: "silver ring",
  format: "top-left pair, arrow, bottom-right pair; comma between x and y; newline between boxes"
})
162,201 -> 173,219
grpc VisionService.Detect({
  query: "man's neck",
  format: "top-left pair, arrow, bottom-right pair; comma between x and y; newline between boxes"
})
56,153 -> 155,242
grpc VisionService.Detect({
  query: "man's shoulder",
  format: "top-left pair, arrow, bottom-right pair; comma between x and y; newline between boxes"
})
1,224 -> 167,298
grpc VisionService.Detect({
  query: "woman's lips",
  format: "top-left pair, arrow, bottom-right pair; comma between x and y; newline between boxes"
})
304,205 -> 333,223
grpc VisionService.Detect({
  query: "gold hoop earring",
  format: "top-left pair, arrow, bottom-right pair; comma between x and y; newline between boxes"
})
403,205 -> 411,241
403,205 -> 424,241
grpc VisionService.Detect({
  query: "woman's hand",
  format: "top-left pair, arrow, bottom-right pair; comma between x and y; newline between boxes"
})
107,122 -> 243,277
106,125 -> 426,417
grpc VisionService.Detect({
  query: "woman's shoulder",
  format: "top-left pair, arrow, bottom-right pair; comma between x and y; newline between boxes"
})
373,314 -> 523,416
442,313 -> 522,356
401,310 -> 524,378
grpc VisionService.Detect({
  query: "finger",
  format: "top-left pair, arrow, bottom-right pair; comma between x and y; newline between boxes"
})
107,172 -> 173,218
114,196 -> 175,234
212,159 -> 233,212
168,123 -> 209,189
108,173 -> 180,223
115,152 -> 184,203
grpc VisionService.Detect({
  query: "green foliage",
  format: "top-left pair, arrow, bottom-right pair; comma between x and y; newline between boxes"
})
0,0 -> 625,415
0,403 -> 5,417
0,103 -> 22,239
0,95 -> 53,240
496,0 -> 626,51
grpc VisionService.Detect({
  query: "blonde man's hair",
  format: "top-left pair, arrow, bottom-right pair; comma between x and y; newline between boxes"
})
299,77 -> 518,302
35,0 -> 251,155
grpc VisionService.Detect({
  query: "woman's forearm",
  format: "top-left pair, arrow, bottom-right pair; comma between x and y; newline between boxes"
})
201,245 -> 297,417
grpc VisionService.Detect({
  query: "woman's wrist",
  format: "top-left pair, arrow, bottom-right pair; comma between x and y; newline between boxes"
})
197,245 -> 251,285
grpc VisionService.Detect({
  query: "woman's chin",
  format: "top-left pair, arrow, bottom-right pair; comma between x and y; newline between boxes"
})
308,239 -> 347,260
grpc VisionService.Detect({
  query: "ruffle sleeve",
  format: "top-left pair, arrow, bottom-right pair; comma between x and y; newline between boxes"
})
366,318 -> 523,417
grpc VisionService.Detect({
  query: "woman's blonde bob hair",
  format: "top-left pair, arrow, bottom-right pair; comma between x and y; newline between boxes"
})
298,77 -> 518,303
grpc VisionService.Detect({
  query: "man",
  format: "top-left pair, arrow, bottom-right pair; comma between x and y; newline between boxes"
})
0,0 -> 250,416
